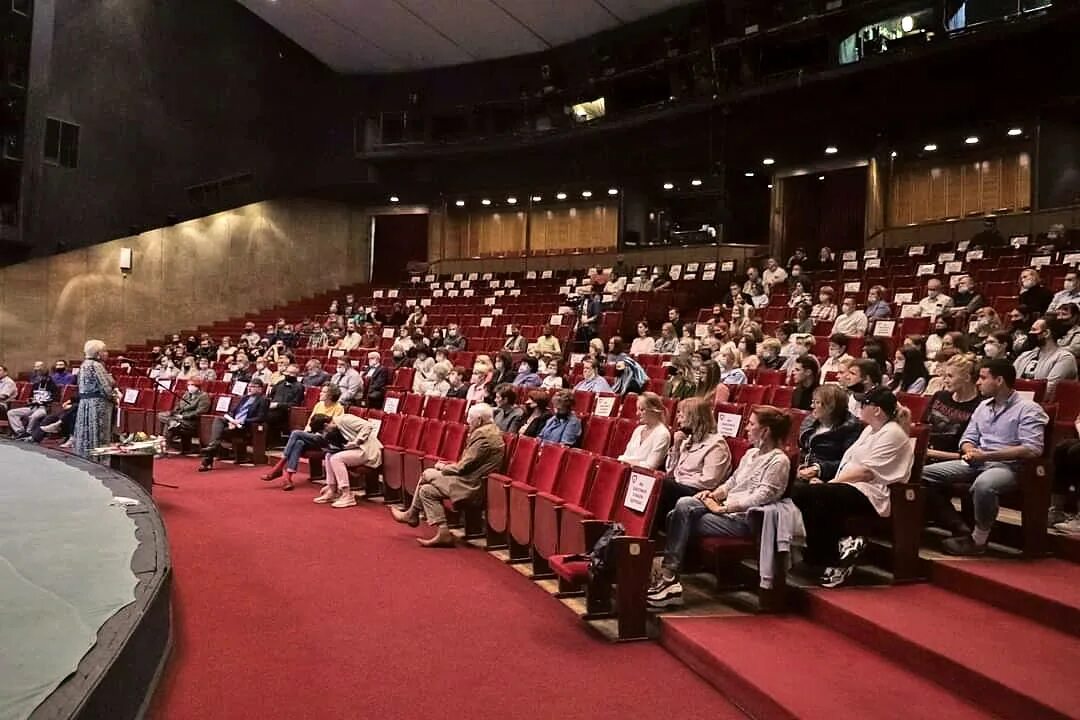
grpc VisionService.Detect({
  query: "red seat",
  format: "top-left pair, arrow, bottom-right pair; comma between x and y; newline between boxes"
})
579,415 -> 615,454
756,370 -> 784,386
485,435 -> 540,548
782,409 -> 809,452
375,412 -> 404,445
898,393 -> 930,422
392,367 -> 415,390
572,389 -> 595,415
618,393 -> 639,420
442,397 -> 467,423
606,418 -> 637,459
402,419 -> 447,497
302,386 -> 321,408
1052,380 -> 1080,440
552,457 -> 628,560
532,450 -> 597,570
507,443 -> 570,558
422,395 -> 445,419
1014,378 -> 1048,403
382,415 -> 425,500
733,384 -> 767,405
401,392 -> 423,416
769,385 -> 794,408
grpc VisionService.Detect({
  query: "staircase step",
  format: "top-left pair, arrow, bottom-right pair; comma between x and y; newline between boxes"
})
660,615 -> 991,720
927,557 -> 1080,636
804,584 -> 1080,720
1051,529 -> 1080,564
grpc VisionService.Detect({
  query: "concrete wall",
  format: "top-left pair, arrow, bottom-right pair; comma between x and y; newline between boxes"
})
0,198 -> 369,371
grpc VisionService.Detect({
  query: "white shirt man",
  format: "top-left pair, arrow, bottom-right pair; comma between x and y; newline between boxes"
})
240,324 -> 261,348
762,258 -> 788,290
916,278 -> 953,319
0,365 -> 17,410
626,270 -> 653,293
831,298 -> 869,337
1048,272 -> 1080,314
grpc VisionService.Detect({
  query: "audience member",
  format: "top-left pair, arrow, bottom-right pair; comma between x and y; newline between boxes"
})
157,377 -> 210,454
73,340 -> 118,457
1057,303 -> 1080,359
654,322 -> 679,354
947,275 -> 984,318
422,361 -> 452,397
666,307 -> 684,338
923,354 -> 981,462
519,390 -> 553,437
446,365 -> 469,399
262,385 -> 344,490
820,334 -> 854,380
1007,306 -> 1036,356
922,359 -> 1049,555
791,354 -> 821,411
832,296 -> 868,337
788,280 -> 813,309
391,403 -> 505,547
302,359 -> 331,388
50,360 -> 75,387
493,385 -> 525,433
890,347 -> 930,394
534,325 -> 562,359
791,387 -> 914,586
503,325 -> 528,353
916,277 -> 953,319
844,358 -> 883,414
648,406 -> 790,608
758,338 -> 784,370
981,330 -> 1011,362
864,285 -> 891,320
609,337 -> 648,395
1048,270 -> 1080,313
664,357 -> 696,400
796,384 -> 863,484
811,286 -> 838,323
240,322 -> 260,347
8,363 -> 59,440
318,413 -> 383,508
617,392 -> 672,470
1012,317 -> 1077,400
658,397 -> 732,523
198,379 -> 268,471
762,257 -> 788,290
795,303 -> 814,334
574,357 -> 614,393
1018,268 -> 1053,315
630,322 -> 656,355
536,391 -> 582,447
329,359 -> 363,405
358,352 -> 390,408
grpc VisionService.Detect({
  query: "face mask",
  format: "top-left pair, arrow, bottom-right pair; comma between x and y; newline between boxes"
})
1066,280 -> 1077,292
368,360 -> 379,368
1022,280 -> 1036,290
285,375 -> 297,382
1028,332 -> 1045,346
984,342 -> 1000,357
934,327 -> 947,337
448,330 -> 458,337
187,384 -> 198,394
819,296 -> 829,304
556,407 -> 570,418
927,290 -> 939,299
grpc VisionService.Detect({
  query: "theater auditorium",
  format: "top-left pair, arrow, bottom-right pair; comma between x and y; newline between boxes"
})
1,1 -> 1079,718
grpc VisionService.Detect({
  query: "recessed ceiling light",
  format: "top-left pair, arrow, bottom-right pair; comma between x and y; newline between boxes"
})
965,136 -> 979,145
556,192 -> 567,200
767,184 -> 773,189
389,196 -> 400,203
607,188 -> 618,196
762,158 -> 775,166
454,200 -> 465,207
690,179 -> 703,186
1008,128 -> 1023,136
744,172 -> 754,178
507,196 -> 517,204
581,190 -> 593,198
663,182 -> 674,190
481,199 -> 491,206
890,151 -> 898,158
825,146 -> 838,155
531,195 -> 542,202
924,143 -> 938,152
818,175 -> 825,181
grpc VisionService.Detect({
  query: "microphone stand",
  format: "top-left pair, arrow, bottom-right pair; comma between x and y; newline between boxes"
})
145,375 -> 192,490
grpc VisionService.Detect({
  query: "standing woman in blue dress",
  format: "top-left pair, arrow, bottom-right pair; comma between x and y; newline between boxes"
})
74,339 -> 118,457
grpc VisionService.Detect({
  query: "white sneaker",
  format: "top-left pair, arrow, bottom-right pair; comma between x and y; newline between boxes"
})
313,488 -> 337,504
821,566 -> 855,588
837,536 -> 867,566
1053,517 -> 1080,534
331,493 -> 357,509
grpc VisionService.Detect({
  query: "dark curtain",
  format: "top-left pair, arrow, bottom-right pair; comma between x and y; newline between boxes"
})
372,214 -> 429,285
781,166 -> 866,259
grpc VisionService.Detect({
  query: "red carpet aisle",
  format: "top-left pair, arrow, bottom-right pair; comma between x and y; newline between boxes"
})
149,459 -> 745,720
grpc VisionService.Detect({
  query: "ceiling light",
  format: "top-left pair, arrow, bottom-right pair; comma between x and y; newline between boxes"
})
890,151 -> 898,158
663,182 -> 674,190
481,199 -> 491,206
454,200 -> 465,207
923,143 -> 938,152
818,175 -> 825,181
556,192 -> 567,200
744,172 -> 755,178
507,196 -> 517,204
762,158 -> 775,166
531,195 -> 542,202
965,136 -> 979,145
768,184 -> 773,189
900,15 -> 915,32
389,196 -> 400,203
825,146 -> 838,155
690,179 -> 703,186
581,190 -> 593,198
607,188 -> 618,196
1008,128 -> 1023,136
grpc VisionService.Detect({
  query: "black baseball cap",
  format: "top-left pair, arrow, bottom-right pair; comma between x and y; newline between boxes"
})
858,386 -> 897,416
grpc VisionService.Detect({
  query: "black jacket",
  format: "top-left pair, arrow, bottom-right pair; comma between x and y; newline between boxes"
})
360,365 -> 391,408
798,414 -> 864,481
27,374 -> 59,408
446,384 -> 469,400
230,395 -> 268,426
268,379 -> 305,408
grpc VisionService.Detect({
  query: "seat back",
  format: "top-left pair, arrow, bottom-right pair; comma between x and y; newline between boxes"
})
725,436 -> 751,469
442,397 -> 467,423
422,395 -> 445,419
392,367 -> 415,390
303,386 -> 321,408
1055,380 -> 1080,423
908,423 -> 931,482
572,389 -> 595,415
583,456 -> 630,519
607,418 -> 637,458
383,389 -> 404,413
417,419 -> 446,455
769,385 -> 794,408
1014,378 -> 1048,403
530,443 -> 569,493
401,392 -> 424,416
553,448 -> 596,504
610,467 -> 665,536
397,414 -> 426,450
734,384 -> 767,405
438,422 -> 468,460
618,393 -> 640,420
756,370 -> 783,386
898,392 -> 930,422
783,409 -> 809,451
580,415 -> 615,454
504,434 -> 540,483
377,412 -> 404,445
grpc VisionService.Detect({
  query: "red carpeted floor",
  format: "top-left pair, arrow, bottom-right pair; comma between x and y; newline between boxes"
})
148,458 -> 746,720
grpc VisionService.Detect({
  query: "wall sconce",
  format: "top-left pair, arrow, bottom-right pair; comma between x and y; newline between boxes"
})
120,247 -> 133,274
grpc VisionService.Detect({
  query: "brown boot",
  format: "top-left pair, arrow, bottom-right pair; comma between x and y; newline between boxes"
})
417,526 -> 455,547
390,506 -> 419,527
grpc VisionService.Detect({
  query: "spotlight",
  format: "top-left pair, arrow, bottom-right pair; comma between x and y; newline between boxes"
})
818,175 -> 825,181
690,179 -> 703,186
923,143 -> 938,152
762,158 -> 775,166
663,182 -> 674,190
507,196 -> 517,204
890,151 -> 898,158
556,192 -> 567,200
581,190 -> 593,198
825,146 -> 838,155
481,199 -> 491,206
1008,128 -> 1023,137
965,136 -> 979,145
531,195 -> 542,202
389,195 -> 400,203
607,188 -> 619,196
454,200 -> 465,207
744,172 -> 754,178
768,184 -> 773,189
901,15 -> 915,32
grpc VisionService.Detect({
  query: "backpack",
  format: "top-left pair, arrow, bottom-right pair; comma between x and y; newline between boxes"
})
587,522 -> 626,580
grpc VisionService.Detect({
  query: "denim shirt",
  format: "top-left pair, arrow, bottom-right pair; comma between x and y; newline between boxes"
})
537,413 -> 582,447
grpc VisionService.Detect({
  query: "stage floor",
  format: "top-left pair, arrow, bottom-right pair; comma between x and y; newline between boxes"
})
0,443 -> 168,720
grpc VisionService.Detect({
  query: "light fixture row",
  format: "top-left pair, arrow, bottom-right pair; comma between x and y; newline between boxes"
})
441,188 -> 619,207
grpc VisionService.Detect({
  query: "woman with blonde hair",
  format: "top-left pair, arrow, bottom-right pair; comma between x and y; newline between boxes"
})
664,357 -> 697,400
923,353 -> 981,461
617,392 -> 672,470
74,339 -> 117,457
658,396 -> 732,524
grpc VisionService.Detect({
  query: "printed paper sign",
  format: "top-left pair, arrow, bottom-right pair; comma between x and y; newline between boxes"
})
624,472 -> 657,512
216,396 -> 232,412
541,270 -> 553,279
1064,253 -> 1080,266
480,317 -> 493,327
491,308 -> 504,316
900,304 -> 921,318
721,261 -> 735,272
463,289 -> 474,297
684,274 -> 697,281
494,290 -> 505,297
420,298 -> 432,307
703,271 -> 716,281
549,314 -> 563,326
510,289 -> 521,296
1010,235 -> 1030,248
467,273 -> 479,281
484,297 -> 496,306
382,328 -> 395,338
433,289 -> 445,298
695,324 -> 709,338
332,349 -> 345,357
669,265 -> 683,279
965,250 -> 984,261
351,359 -> 360,368
383,397 -> 400,414
594,396 -> 616,417
452,273 -> 464,281
842,251 -> 857,261
843,261 -> 858,270
916,263 -> 936,276
704,262 -> 717,271
429,282 -> 440,290
938,252 -> 956,263
969,320 -> 980,334
908,245 -> 926,256
387,289 -> 399,298
873,320 -> 896,337
526,271 -> 537,280
123,388 -> 139,404
410,276 -> 420,284
894,292 -> 914,304
406,298 -> 418,307
448,290 -> 460,297
559,286 -> 572,295
222,372 -> 233,383
944,261 -> 964,274
864,249 -> 880,259
1031,256 -> 1051,268
956,240 -> 970,252
505,280 -> 515,288
570,353 -> 585,366
481,273 -> 493,280
489,280 -> 501,288
844,281 -> 861,293
717,412 -> 742,438
425,274 -> 436,282
950,274 -> 963,288
368,418 -> 382,437
567,277 -> 579,286
686,262 -> 700,272
231,381 -> 247,396
373,290 -> 384,298
443,282 -> 455,289
865,258 -> 881,269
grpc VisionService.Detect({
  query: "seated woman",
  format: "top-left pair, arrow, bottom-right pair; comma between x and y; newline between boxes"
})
718,348 -> 748,387
790,354 -> 821,411
317,413 -> 383,509
493,385 -> 525,433
648,406 -> 792,608
520,390 -> 553,437
513,356 -> 542,389
795,303 -> 815,334
923,353 -> 981,463
890,347 -> 930,394
540,359 -> 565,391
739,337 -> 760,371
790,387 -> 914,587
788,280 -> 813,309
758,338 -> 785,370
664,357 -> 697,400
466,366 -> 491,405
796,384 -> 863,484
658,397 -> 732,523
630,322 -> 656,356
617,392 -> 672,470
420,361 -> 451,397
261,384 -> 345,490
820,333 -> 854,381
491,352 -> 517,388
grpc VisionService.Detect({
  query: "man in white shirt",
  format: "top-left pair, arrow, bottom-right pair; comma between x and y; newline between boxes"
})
762,257 -> 788,290
831,297 -> 868,337
0,364 -> 18,415
1047,271 -> 1080,313
916,277 -> 953,319
240,322 -> 261,348
626,268 -> 653,293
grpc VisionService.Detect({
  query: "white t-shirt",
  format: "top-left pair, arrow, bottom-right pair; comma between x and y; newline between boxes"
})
836,422 -> 914,516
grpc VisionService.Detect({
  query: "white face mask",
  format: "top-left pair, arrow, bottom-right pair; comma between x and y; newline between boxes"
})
187,384 -> 198,393
927,289 -> 939,298
1066,280 -> 1077,292
1022,279 -> 1036,290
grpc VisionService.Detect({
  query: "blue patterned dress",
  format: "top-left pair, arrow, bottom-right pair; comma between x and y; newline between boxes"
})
73,359 -> 116,457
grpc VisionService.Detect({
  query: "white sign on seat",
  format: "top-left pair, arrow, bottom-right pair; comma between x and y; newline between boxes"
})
623,472 -> 657,513
231,381 -> 247,396
123,388 -> 139,404
215,396 -> 232,413
594,396 -> 616,417
873,320 -> 896,337
383,397 -> 400,414
717,412 -> 742,438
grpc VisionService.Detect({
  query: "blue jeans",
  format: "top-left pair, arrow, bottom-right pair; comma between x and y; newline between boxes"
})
282,431 -> 325,471
662,496 -> 752,571
922,459 -> 1018,532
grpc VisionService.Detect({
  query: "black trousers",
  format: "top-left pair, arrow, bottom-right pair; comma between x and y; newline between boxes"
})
656,477 -> 701,531
202,418 -> 252,462
790,482 -> 877,566
265,406 -> 290,442
1053,439 -> 1080,503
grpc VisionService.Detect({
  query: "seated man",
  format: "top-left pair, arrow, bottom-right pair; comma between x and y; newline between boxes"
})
443,323 -> 467,352
1048,270 -> 1080,314
0,363 -> 17,417
358,351 -> 391,408
50,360 -> 75,387
916,277 -> 953,319
831,297 -> 868,337
922,359 -> 1049,556
8,362 -> 58,439
302,359 -> 331,388
1012,317 -> 1077,401
198,379 -> 269,471
390,403 -> 505,546
157,377 -> 211,454
446,365 -> 470,399
330,359 -> 363,405
33,393 -> 80,445
946,275 -> 985,319
265,363 -> 305,439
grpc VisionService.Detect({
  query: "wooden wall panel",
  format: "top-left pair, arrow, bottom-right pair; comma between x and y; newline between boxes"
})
431,203 -> 618,259
888,152 -> 1032,227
